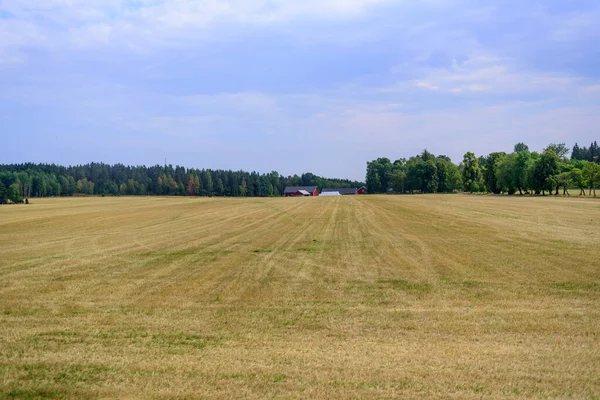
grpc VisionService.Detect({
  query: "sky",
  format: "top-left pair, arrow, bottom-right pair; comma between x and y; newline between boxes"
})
1,0 -> 599,181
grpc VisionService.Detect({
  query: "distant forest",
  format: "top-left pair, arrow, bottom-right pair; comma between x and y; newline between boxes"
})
2,141 -> 599,204
366,141 -> 600,196
0,163 -> 364,203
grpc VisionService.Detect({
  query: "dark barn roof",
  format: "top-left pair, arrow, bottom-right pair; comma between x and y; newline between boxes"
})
322,188 -> 357,195
284,186 -> 318,194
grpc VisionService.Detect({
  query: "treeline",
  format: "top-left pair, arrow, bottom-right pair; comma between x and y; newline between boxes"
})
0,163 -> 364,203
366,141 -> 600,196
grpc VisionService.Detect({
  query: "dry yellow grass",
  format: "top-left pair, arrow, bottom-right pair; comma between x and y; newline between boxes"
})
1,195 -> 599,399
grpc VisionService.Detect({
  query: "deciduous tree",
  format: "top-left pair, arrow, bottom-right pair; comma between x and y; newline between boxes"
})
583,157 -> 600,196
462,152 -> 481,193
483,152 -> 505,194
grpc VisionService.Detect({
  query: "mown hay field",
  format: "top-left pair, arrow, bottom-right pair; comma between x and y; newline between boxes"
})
1,195 -> 599,399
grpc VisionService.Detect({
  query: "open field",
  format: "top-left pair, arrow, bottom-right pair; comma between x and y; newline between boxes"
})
1,195 -> 599,399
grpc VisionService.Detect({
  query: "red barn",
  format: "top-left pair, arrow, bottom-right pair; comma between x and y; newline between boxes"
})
284,186 -> 319,197
357,186 -> 367,194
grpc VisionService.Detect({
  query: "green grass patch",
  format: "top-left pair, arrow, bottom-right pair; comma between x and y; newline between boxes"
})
376,280 -> 432,293
1,388 -> 63,400
296,247 -> 317,253
549,282 -> 599,291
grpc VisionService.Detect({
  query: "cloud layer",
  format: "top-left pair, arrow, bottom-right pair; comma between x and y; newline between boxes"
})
1,0 -> 599,180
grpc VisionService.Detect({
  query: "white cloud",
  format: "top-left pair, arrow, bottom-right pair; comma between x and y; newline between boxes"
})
388,54 -> 584,96
450,84 -> 488,93
1,0 -> 391,50
414,80 -> 440,91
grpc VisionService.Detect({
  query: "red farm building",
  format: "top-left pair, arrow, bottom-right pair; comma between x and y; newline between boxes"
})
357,186 -> 367,194
284,186 -> 319,197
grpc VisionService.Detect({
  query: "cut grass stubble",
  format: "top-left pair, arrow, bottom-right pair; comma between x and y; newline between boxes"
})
1,195 -> 599,399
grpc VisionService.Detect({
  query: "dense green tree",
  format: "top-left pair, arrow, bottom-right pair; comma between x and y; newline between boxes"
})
483,152 -> 505,194
366,158 -> 392,193
390,158 -> 407,193
496,153 -> 517,194
420,149 -> 435,162
514,142 -> 529,153
393,158 -> 407,171
583,158 -> 600,196
390,171 -> 406,193
215,178 -> 225,196
240,178 -> 248,196
366,166 -> 382,194
571,141 -> 600,162
405,158 -> 438,193
461,152 -> 481,193
591,142 -> 600,161
32,174 -> 47,197
422,160 -> 439,193
531,150 -> 559,195
435,157 -> 461,193
545,143 -> 569,160
554,159 -> 574,195
570,168 -> 586,196
18,172 -> 32,198
0,180 -> 7,204
8,183 -> 23,203
513,151 -> 533,195
67,176 -> 76,195
572,143 -> 583,160
556,172 -> 571,196
58,176 -> 70,195
202,171 -> 214,196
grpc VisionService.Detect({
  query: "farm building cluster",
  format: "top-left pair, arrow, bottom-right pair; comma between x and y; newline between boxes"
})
284,186 -> 367,197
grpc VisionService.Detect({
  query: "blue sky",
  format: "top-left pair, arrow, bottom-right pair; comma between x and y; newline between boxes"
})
1,0 -> 599,180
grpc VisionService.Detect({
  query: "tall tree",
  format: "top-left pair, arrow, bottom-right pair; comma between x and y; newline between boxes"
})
556,172 -> 571,196
545,143 -> 570,160
570,168 -> 586,196
366,158 -> 392,194
496,153 -> 517,194
531,150 -> 559,195
240,178 -> 248,197
406,159 -> 438,193
215,178 -> 225,196
390,171 -> 406,193
513,151 -> 532,195
193,175 -> 201,195
423,160 -> 438,193
461,152 -> 481,193
366,166 -> 382,194
421,149 -> 435,162
483,152 -> 505,194
435,157 -> 461,193
583,157 -> 600,196
571,143 -> 581,160
8,183 -> 23,203
514,142 -> 529,153
0,180 -> 7,204
590,142 -> 600,162
186,175 -> 195,196
202,171 -> 214,196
